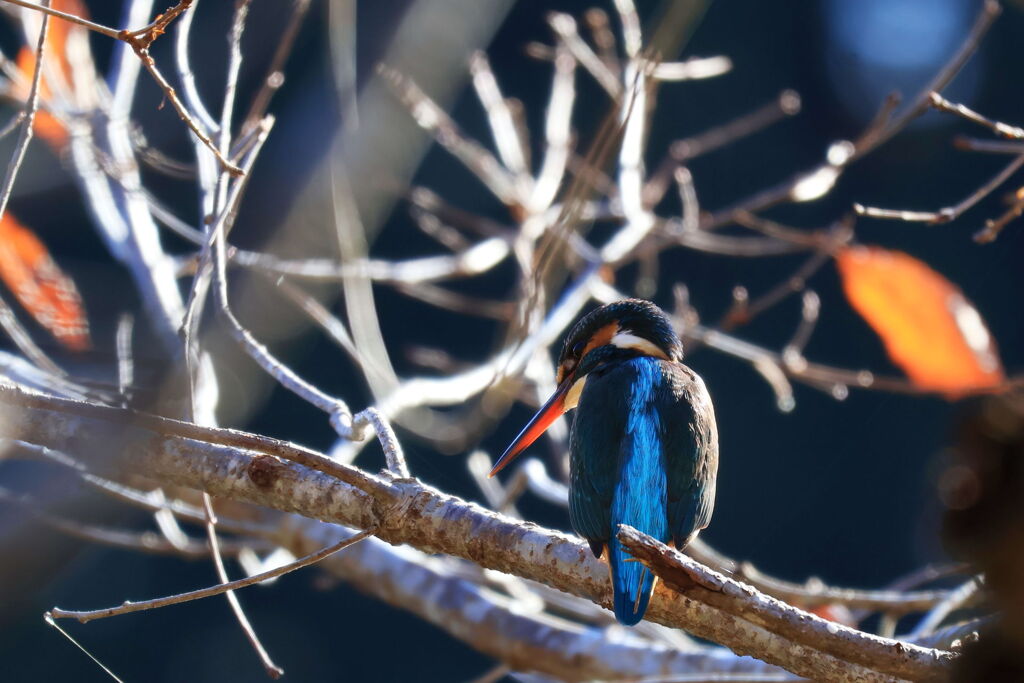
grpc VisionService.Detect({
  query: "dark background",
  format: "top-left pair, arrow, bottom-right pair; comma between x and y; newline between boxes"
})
1,0 -> 1023,680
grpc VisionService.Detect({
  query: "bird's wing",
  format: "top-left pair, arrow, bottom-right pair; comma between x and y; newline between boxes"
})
568,363 -> 628,556
663,363 -> 719,547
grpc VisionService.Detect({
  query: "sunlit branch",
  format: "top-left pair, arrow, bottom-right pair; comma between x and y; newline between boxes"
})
3,386 -> 953,682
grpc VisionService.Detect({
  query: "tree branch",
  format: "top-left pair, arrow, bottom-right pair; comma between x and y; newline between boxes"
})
0,385 -> 953,682
617,525 -> 953,682
286,519 -> 790,682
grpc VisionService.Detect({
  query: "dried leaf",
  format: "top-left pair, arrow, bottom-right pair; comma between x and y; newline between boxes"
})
43,0 -> 90,83
0,214 -> 90,350
835,245 -> 1003,398
12,0 -> 92,150
15,48 -> 68,149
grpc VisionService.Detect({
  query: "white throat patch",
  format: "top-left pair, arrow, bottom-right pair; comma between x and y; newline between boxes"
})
563,375 -> 587,411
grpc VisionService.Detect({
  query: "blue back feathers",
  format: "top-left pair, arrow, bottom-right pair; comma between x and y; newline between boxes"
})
608,357 -> 667,625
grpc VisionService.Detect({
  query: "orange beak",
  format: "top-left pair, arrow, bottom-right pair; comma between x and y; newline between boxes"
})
489,379 -> 571,477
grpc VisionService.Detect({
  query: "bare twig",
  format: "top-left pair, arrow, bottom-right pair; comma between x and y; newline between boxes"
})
683,90 -> 799,159
200,490 -> 283,679
548,12 -> 620,96
1,0 -> 119,39
470,51 -> 530,183
850,0 -> 1002,158
686,538 -> 960,615
378,64 -> 518,205
2,0 -> 191,44
174,0 -> 218,133
976,193 -> 1024,242
44,614 -> 124,683
909,577 -> 984,638
131,46 -> 243,176
0,487 -> 263,558
930,91 -> 1024,139
0,293 -> 64,377
242,0 -> 311,131
854,153 -> 1024,223
124,0 -> 194,46
0,0 -> 48,222
49,528 -> 373,622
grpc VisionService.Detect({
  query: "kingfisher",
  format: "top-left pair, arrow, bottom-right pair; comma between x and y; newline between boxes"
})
490,298 -> 718,625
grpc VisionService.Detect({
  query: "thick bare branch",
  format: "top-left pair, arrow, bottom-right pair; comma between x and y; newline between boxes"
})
288,520 -> 788,682
0,386 -> 954,682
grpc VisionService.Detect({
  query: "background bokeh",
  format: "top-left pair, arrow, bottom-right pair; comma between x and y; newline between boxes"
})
1,0 -> 1022,680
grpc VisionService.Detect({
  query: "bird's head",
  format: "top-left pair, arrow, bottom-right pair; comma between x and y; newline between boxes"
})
489,299 -> 682,476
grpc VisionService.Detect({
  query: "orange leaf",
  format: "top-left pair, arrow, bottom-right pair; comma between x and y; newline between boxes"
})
15,48 -> 69,149
0,214 -> 90,350
31,110 -> 68,149
835,246 -> 1003,398
14,48 -> 53,100
12,0 -> 91,150
44,0 -> 89,85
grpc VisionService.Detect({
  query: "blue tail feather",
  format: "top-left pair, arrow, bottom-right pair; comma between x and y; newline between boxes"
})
608,533 -> 655,625
609,357 -> 668,625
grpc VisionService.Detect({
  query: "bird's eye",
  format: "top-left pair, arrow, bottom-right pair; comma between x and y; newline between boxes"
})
571,341 -> 585,358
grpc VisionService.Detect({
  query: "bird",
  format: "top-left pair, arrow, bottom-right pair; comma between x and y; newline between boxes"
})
489,298 -> 718,625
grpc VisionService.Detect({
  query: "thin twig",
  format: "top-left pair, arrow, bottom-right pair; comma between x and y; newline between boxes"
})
850,0 -> 1002,158
696,0 -> 1000,231
200,491 -> 283,678
548,12 -> 620,96
350,407 -> 409,477
8,438 -> 273,537
854,153 -> 1024,223
49,528 -> 374,622
686,538 -> 960,615
1,0 -> 119,39
954,136 -> 1024,155
0,0 -> 49,222
909,577 -> 984,638
0,487 -> 263,557
124,0 -> 193,46
583,8 -> 618,68
0,293 -> 65,377
378,64 -> 519,205
44,614 -> 124,682
208,120 -> 353,422
470,51 -> 530,182
645,90 -> 800,205
930,91 -> 1024,139
975,192 -> 1024,242
241,0 -> 311,131
131,46 -> 243,176
2,0 -> 192,45
174,0 -> 218,133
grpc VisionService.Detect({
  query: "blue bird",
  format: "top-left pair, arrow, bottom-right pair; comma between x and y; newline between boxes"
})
490,299 -> 719,625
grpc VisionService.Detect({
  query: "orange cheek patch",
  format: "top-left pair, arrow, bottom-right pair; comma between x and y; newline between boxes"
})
581,322 -> 618,358
557,322 -> 618,384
